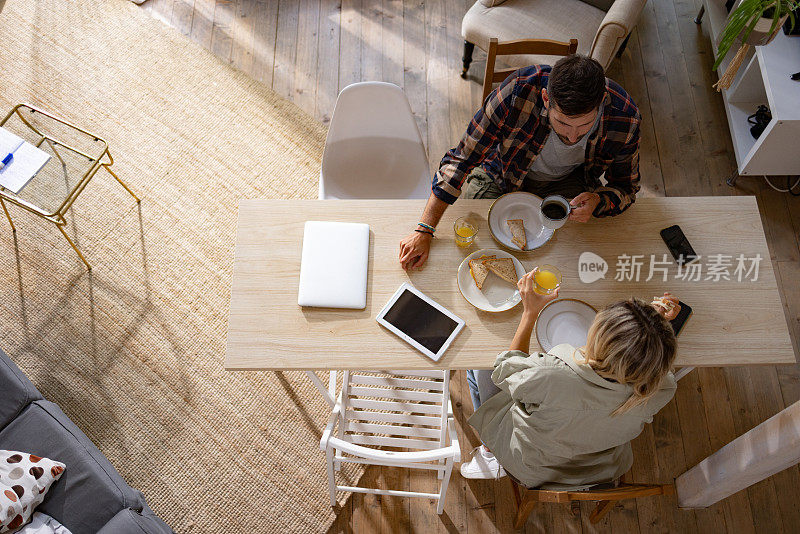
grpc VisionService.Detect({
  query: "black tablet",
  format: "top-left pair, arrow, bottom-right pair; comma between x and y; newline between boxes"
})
376,283 -> 465,361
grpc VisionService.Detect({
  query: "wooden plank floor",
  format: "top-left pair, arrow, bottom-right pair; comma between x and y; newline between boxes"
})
141,0 -> 800,531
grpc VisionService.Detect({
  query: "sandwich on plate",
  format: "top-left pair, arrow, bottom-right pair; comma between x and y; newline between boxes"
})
506,219 -> 527,249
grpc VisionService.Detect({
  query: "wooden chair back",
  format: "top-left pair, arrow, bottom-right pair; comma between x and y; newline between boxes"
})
509,474 -> 674,528
482,37 -> 578,102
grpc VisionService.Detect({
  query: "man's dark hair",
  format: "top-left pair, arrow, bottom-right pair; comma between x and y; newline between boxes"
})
548,55 -> 606,116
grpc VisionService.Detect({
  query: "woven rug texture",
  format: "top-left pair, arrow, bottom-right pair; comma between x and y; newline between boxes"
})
0,1 -> 363,532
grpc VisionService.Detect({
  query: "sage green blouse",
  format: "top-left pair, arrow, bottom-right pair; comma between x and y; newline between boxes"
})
468,344 -> 677,490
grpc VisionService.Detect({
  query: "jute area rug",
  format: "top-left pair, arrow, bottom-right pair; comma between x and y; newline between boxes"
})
0,1 -> 362,532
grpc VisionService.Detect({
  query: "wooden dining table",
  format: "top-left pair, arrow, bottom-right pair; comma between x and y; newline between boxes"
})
224,196 -> 795,377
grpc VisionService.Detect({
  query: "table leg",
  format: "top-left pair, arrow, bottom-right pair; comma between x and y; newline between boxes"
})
101,150 -> 140,202
674,367 -> 695,381
0,197 -> 16,232
329,371 -> 337,402
44,138 -> 67,169
103,163 -> 140,203
306,371 -> 336,407
56,220 -> 91,270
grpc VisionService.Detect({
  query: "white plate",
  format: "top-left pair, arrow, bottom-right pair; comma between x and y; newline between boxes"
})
535,299 -> 597,352
457,249 -> 526,312
488,192 -> 555,251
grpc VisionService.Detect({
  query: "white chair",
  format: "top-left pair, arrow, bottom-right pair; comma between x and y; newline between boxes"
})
319,82 -> 431,200
320,370 -> 460,514
308,82 -> 433,407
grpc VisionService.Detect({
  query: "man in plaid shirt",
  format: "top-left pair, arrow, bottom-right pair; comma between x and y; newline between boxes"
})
399,55 -> 641,270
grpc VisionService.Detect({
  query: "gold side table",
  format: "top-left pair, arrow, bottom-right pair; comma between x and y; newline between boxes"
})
0,104 -> 140,270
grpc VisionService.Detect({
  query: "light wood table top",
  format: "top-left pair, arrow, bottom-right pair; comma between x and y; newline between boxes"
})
225,197 -> 795,370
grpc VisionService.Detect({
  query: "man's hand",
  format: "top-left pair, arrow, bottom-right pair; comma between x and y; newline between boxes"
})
568,192 -> 602,223
399,230 -> 433,270
398,192 -> 449,270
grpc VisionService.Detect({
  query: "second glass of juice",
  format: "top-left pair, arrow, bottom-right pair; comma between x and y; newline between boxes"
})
533,265 -> 562,295
454,216 -> 478,247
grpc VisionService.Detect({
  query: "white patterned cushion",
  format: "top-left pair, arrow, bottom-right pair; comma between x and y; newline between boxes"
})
0,451 -> 65,533
14,513 -> 72,534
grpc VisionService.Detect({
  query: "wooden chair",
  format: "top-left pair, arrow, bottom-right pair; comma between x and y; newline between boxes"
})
509,474 -> 674,528
320,370 -> 460,514
482,37 -> 578,102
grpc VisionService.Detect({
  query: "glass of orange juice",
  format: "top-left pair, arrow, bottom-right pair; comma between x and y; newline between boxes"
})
533,265 -> 561,295
454,216 -> 477,248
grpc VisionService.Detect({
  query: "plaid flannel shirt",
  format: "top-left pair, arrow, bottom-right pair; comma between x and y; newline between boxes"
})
432,65 -> 641,217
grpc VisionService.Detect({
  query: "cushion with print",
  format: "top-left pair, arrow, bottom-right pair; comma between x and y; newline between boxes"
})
0,451 -> 65,533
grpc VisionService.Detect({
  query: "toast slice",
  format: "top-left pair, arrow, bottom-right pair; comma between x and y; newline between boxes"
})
469,255 -> 496,290
507,219 -> 527,250
484,257 -> 518,284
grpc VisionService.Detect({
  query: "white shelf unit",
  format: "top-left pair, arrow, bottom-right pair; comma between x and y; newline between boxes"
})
700,0 -> 800,176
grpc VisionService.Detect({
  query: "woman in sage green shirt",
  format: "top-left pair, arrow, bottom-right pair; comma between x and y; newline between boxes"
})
461,271 -> 680,489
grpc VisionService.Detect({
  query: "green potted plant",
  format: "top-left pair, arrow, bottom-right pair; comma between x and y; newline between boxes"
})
713,0 -> 798,90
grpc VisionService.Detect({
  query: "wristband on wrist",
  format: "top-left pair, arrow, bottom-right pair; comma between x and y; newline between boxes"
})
417,222 -> 436,232
414,228 -> 435,238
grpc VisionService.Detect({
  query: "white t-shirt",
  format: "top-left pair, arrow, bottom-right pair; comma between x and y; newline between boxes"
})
527,104 -> 603,182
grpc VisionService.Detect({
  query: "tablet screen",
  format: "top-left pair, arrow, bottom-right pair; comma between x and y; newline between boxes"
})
382,289 -> 459,354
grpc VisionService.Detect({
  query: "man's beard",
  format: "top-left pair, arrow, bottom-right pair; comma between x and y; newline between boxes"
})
554,131 -> 585,146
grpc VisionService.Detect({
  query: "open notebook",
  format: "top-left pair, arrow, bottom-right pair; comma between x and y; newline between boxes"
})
297,221 -> 370,309
0,127 -> 51,194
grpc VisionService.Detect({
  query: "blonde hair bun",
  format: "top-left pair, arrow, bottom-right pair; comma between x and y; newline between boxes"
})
580,298 -> 677,415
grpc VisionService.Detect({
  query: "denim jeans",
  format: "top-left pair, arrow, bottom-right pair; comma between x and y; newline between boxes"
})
466,369 -> 502,411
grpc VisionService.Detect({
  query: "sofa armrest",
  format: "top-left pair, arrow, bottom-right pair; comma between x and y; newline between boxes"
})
0,346 -> 43,430
97,506 -> 174,534
590,0 -> 647,68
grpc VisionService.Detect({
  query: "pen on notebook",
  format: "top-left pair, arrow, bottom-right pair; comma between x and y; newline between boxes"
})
0,140 -> 24,171
0,152 -> 12,171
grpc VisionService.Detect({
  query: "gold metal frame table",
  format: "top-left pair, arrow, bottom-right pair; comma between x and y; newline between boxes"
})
0,103 -> 140,269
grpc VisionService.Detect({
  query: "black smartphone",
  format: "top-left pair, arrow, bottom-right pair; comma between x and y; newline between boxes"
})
670,301 -> 692,336
660,225 -> 698,265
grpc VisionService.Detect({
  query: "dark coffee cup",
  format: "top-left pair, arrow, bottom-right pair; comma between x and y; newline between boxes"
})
540,195 -> 571,230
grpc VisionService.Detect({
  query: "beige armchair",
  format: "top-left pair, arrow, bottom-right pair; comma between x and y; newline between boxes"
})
460,0 -> 647,77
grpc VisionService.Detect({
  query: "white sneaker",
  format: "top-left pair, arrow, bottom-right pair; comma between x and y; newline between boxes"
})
460,445 -> 506,479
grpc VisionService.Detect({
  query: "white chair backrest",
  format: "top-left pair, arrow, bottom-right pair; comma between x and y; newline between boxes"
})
325,82 -> 424,144
340,370 -> 449,450
320,82 -> 431,199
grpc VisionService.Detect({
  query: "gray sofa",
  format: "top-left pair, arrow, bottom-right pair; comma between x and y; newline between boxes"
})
0,347 -> 173,534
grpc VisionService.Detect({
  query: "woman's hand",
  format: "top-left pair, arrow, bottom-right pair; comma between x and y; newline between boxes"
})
518,270 -> 560,319
652,292 -> 681,321
510,271 -> 559,353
